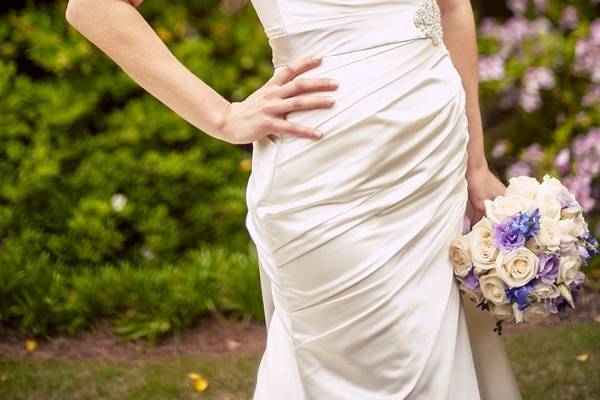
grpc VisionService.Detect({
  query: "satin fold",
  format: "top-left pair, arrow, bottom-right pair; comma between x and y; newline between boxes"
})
246,1 -> 522,398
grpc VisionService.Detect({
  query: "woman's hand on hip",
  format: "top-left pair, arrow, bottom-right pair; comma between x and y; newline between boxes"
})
465,166 -> 507,226
217,56 -> 339,145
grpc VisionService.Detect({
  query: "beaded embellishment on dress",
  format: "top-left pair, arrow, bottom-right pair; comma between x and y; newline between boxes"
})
413,0 -> 444,45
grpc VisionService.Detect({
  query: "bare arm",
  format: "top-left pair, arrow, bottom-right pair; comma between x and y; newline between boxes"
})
65,0 -> 230,141
438,0 -> 488,175
438,0 -> 507,224
65,0 -> 337,144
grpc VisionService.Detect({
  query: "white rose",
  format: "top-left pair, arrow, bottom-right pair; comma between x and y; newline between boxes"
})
536,194 -> 562,221
479,273 -> 509,305
506,175 -> 540,200
571,213 -> 588,237
495,247 -> 540,288
491,303 -> 515,323
532,281 -> 560,300
557,217 -> 582,242
536,174 -> 572,200
523,302 -> 550,323
561,204 -> 584,219
467,217 -> 499,271
458,283 -> 485,305
524,235 -> 544,252
536,216 -> 561,252
557,255 -> 581,286
483,195 -> 536,225
449,235 -> 472,277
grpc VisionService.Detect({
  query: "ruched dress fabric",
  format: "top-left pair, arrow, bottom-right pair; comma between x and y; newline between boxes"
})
245,1 -> 522,399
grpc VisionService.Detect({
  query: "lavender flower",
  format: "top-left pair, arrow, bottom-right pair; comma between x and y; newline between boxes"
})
462,268 -> 480,291
499,16 -> 532,45
480,17 -> 501,39
492,208 -> 541,252
582,84 -> 600,106
559,5 -> 578,30
479,55 -> 506,81
532,0 -> 548,14
492,139 -> 509,158
553,148 -> 571,175
536,253 -> 559,284
506,161 -> 533,178
574,19 -> 600,83
563,175 -> 595,212
573,271 -> 585,287
507,0 -> 527,15
522,143 -> 545,165
519,89 -> 542,112
493,219 -> 526,251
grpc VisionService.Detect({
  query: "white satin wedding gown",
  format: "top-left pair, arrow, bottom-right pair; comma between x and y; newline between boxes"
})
244,0 -> 522,398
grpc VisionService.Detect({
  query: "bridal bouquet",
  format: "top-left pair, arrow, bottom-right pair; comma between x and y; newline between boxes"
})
449,174 -> 599,333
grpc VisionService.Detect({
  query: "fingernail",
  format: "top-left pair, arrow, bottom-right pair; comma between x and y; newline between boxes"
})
312,56 -> 322,62
315,130 -> 323,138
330,79 -> 339,88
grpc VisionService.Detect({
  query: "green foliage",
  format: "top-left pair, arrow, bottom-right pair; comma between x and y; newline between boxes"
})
0,0 -> 269,340
0,246 -> 262,343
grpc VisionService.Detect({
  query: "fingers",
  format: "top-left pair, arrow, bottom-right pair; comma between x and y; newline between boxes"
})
267,117 -> 323,139
277,77 -> 339,99
265,95 -> 335,115
270,56 -> 323,86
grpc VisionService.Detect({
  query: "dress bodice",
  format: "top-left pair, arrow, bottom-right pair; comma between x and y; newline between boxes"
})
248,0 -> 444,68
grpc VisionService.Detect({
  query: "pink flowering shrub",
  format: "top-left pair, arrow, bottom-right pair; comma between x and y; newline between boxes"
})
477,0 -> 600,248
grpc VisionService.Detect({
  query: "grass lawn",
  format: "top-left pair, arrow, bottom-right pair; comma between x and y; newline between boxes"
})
0,322 -> 598,399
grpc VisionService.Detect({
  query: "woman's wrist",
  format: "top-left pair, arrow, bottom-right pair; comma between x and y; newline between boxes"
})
213,100 -> 234,144
466,155 -> 490,181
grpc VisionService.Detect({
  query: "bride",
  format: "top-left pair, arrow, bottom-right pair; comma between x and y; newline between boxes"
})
66,0 -> 522,398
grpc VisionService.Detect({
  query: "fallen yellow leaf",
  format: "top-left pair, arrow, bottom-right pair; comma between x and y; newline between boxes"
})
0,373 -> 7,382
193,377 -> 209,392
575,353 -> 589,362
187,372 -> 209,392
188,372 -> 201,381
25,339 -> 37,352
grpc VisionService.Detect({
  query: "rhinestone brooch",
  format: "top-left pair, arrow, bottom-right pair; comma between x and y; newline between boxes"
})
413,0 -> 444,46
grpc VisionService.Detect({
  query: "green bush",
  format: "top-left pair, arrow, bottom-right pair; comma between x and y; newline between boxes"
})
0,245 -> 263,343
0,0 -> 270,339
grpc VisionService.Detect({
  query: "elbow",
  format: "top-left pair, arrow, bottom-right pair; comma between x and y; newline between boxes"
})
65,0 -> 108,29
65,0 -> 89,29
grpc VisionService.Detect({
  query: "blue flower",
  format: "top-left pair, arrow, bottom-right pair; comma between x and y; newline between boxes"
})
582,231 -> 600,258
513,208 -> 541,239
506,283 -> 534,311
